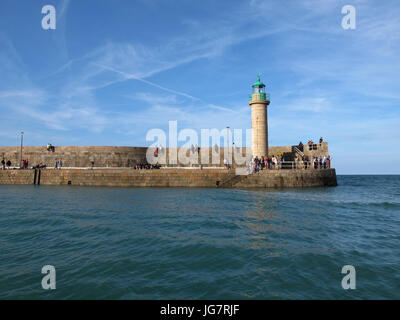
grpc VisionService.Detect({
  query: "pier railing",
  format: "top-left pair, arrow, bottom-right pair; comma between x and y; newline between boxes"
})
252,161 -> 331,171
1,161 -> 331,171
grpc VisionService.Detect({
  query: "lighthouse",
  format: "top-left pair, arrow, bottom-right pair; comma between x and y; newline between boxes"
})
248,76 -> 270,158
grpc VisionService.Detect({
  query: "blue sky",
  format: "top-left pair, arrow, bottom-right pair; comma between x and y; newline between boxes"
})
0,0 -> 399,174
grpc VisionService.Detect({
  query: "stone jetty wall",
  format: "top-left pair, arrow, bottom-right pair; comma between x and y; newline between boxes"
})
0,146 -> 148,168
233,168 -> 337,188
0,168 -> 337,188
0,143 -> 330,168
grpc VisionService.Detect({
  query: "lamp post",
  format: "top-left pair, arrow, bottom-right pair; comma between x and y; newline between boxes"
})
226,126 -> 230,169
20,131 -> 24,169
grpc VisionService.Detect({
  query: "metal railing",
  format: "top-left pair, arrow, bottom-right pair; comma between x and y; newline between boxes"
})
251,160 -> 331,171
293,146 -> 304,157
248,93 -> 270,102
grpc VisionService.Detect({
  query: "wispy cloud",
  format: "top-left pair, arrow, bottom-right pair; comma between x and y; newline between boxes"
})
58,0 -> 71,20
93,62 -> 201,101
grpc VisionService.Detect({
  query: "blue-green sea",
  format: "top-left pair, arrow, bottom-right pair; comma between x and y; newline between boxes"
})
0,175 -> 399,299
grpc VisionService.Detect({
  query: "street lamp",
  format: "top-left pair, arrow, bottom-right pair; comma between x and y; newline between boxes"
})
226,126 -> 230,169
20,131 -> 24,169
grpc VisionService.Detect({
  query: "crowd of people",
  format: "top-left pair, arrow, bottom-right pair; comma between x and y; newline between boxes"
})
1,159 -> 31,169
297,137 -> 324,152
248,154 -> 331,173
1,159 -> 11,169
296,155 -> 331,170
0,159 -> 61,170
54,159 -> 63,169
250,155 -> 282,172
134,164 -> 161,170
22,160 -> 29,169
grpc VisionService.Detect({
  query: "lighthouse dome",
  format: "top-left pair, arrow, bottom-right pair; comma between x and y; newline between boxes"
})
252,75 -> 265,88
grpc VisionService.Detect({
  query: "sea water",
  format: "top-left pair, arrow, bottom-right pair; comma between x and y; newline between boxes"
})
0,175 -> 399,299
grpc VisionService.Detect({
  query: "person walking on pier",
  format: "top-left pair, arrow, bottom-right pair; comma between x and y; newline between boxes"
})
1,159 -> 5,170
58,159 -> 62,169
273,155 -> 278,170
264,155 -> 269,170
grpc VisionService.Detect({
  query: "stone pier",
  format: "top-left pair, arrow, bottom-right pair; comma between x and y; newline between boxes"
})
0,168 -> 337,188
